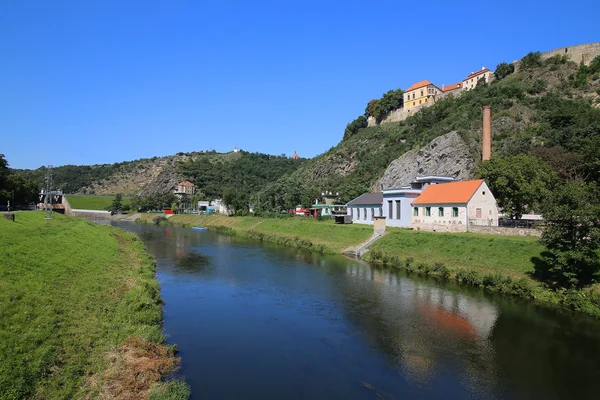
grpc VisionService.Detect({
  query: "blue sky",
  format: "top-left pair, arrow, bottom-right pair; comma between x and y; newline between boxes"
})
1,0 -> 598,169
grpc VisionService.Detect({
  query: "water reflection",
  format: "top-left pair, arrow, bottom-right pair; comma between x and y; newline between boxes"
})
112,222 -> 600,400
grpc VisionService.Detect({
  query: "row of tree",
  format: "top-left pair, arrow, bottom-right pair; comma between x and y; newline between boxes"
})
0,155 -> 39,208
477,154 -> 600,288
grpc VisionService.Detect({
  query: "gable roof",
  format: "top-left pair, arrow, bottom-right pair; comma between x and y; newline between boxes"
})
463,68 -> 490,81
411,180 -> 484,205
443,82 -> 462,92
405,80 -> 434,92
347,192 -> 383,206
179,181 -> 196,186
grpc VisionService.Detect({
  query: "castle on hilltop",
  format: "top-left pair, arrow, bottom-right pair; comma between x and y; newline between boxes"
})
368,42 -> 600,127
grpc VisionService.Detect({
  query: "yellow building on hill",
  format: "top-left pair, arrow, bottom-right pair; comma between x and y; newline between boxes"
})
404,80 -> 443,113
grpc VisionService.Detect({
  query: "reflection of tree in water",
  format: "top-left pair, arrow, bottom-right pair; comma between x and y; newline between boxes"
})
489,305 -> 600,399
337,262 -> 501,396
175,252 -> 212,273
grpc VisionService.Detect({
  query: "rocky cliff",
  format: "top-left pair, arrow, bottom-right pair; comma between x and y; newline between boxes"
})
372,131 -> 475,190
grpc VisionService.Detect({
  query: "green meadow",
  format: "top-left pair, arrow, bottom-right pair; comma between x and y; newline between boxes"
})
66,194 -> 131,210
0,212 -> 188,399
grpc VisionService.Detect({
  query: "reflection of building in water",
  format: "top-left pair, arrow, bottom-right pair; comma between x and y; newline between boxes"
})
343,262 -> 500,395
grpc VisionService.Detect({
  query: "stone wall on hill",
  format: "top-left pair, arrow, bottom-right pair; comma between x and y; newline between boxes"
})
541,42 -> 600,66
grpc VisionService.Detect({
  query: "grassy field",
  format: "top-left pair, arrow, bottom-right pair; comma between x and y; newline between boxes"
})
138,214 -> 374,253
66,194 -> 131,210
0,212 -> 188,399
367,229 -> 545,280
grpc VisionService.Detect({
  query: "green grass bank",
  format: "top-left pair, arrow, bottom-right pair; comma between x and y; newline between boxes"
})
140,214 -> 600,318
0,212 -> 189,399
138,213 -> 374,253
66,194 -> 131,210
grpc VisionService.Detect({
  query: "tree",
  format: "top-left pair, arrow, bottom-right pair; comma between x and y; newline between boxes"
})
494,62 -> 515,81
343,116 -> 368,140
535,181 -> 600,287
365,99 -> 378,118
520,51 -> 542,70
372,89 -> 404,123
477,154 -> 556,219
109,193 -> 123,213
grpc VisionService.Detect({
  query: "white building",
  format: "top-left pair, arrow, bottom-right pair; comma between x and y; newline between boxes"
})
346,192 -> 383,224
346,176 -> 455,227
462,67 -> 494,91
382,176 -> 455,227
411,179 -> 498,232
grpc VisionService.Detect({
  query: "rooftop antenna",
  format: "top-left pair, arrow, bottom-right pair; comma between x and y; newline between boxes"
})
44,165 -> 53,220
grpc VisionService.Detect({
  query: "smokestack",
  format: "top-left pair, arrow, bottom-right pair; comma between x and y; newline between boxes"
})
482,106 -> 491,161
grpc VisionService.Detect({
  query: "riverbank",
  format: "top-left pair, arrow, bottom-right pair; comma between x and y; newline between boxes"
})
138,213 -> 374,253
0,212 -> 189,399
139,214 -> 600,318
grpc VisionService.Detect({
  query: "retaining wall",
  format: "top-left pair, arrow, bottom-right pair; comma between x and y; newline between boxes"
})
541,42 -> 600,66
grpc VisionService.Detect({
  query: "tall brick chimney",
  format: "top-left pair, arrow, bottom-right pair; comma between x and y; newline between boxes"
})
482,106 -> 491,161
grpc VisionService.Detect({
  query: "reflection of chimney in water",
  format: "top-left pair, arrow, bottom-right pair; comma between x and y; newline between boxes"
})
482,106 -> 491,161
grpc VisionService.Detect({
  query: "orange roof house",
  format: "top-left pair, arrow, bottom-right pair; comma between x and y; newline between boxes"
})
404,80 -> 443,112
462,67 -> 494,91
442,82 -> 462,93
174,181 -> 197,196
411,180 -> 498,232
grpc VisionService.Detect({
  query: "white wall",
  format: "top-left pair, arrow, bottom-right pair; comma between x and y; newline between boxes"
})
467,181 -> 498,226
348,205 -> 382,225
382,193 -> 419,227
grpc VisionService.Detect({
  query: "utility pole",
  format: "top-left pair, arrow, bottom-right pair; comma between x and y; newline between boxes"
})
44,165 -> 53,220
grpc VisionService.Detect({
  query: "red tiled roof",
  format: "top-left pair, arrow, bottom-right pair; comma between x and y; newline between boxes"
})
405,80 -> 433,92
179,181 -> 196,186
412,180 -> 484,205
464,68 -> 490,80
443,82 -> 462,92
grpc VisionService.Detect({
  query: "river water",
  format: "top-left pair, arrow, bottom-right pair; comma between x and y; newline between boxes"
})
113,222 -> 600,400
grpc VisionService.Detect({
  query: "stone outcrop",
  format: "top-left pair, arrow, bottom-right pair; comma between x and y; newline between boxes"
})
137,167 -> 183,197
373,131 -> 474,190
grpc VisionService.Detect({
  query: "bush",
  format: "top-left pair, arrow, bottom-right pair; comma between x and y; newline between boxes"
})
495,62 -> 515,80
153,215 -> 167,225
520,51 -> 543,70
456,269 -> 482,286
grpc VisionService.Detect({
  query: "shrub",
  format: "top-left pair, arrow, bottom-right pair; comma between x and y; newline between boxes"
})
153,215 -> 167,225
456,269 -> 483,286
520,51 -> 543,70
495,62 -> 515,80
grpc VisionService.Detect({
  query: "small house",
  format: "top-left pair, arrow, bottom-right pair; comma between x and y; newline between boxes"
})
346,192 -> 383,224
411,179 -> 498,232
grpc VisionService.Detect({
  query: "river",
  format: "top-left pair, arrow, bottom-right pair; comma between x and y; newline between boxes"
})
112,222 -> 600,400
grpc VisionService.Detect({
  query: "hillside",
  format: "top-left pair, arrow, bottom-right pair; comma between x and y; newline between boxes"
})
17,151 -> 308,198
13,49 -> 600,211
251,51 -> 600,212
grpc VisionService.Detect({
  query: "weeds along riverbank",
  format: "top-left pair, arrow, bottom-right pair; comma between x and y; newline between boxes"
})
139,214 -> 600,318
0,212 -> 189,400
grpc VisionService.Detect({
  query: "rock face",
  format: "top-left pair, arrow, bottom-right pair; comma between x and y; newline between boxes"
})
373,131 -> 475,190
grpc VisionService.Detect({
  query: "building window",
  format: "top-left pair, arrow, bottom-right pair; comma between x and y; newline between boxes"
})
379,207 -> 383,216
371,208 -> 374,219
425,98 -> 427,102
388,201 -> 393,219
438,207 -> 444,217
419,100 -> 421,104
363,208 -> 367,220
396,201 -> 401,220
476,208 -> 482,218
412,93 -> 415,99
425,207 -> 431,217
421,90 -> 424,97
452,207 -> 459,217
413,102 -> 415,106
482,191 -> 486,195
413,207 -> 419,216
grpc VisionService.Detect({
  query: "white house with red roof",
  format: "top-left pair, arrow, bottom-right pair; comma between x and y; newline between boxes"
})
462,67 -> 494,91
411,179 -> 498,232
174,181 -> 196,196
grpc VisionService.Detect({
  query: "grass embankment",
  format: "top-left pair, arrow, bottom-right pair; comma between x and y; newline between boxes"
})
137,214 -> 373,253
0,212 -> 189,399
140,214 -> 600,317
366,230 -> 600,317
66,194 -> 131,210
